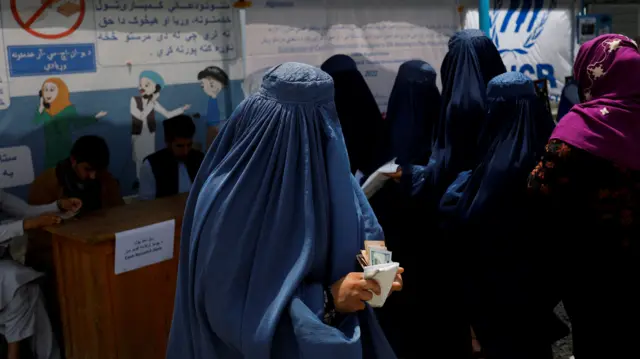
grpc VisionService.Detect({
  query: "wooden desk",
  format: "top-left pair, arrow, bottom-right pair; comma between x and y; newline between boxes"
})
28,194 -> 187,359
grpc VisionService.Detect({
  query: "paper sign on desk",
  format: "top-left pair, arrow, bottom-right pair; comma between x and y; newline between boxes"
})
0,146 -> 34,189
114,219 -> 175,275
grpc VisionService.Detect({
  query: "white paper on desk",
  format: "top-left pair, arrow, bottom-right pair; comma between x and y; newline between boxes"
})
363,262 -> 399,307
114,219 -> 175,275
361,159 -> 399,199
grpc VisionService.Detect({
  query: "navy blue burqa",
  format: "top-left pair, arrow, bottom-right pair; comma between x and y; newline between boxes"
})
402,29 -> 507,200
382,30 -> 506,359
321,55 -> 386,177
367,60 -> 442,358
384,60 -> 441,167
166,62 -> 396,359
441,72 -> 562,359
556,77 -> 580,121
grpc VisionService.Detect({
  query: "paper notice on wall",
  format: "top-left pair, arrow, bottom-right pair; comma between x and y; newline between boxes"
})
245,0 -> 457,112
0,146 -> 34,188
115,219 -> 175,275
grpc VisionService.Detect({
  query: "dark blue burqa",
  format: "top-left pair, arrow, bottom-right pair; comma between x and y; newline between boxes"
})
401,29 -> 506,209
368,60 -> 442,358
385,60 -> 441,167
442,72 -> 561,359
166,62 -> 396,359
386,30 -> 507,359
321,55 -> 386,177
556,77 -> 580,121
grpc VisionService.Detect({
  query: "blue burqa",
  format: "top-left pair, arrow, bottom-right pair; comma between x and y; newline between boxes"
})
442,72 -> 561,359
556,77 -> 580,121
321,55 -> 386,177
384,60 -> 441,167
166,62 -> 396,359
401,29 -> 506,202
369,60 -> 442,358
380,30 -> 507,359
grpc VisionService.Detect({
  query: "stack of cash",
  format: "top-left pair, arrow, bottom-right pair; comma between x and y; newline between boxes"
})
357,240 -> 392,268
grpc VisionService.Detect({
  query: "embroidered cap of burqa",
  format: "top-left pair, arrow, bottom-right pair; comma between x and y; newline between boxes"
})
321,55 -> 386,176
166,62 -> 396,359
370,60 -> 442,358
442,72 -> 561,359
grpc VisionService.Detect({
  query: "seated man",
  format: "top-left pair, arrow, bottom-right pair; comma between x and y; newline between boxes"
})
138,115 -> 204,200
28,135 -> 124,211
0,190 -> 81,359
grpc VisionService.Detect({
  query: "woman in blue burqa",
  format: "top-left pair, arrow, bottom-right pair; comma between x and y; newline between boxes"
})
384,29 -> 506,358
440,72 -> 563,358
321,55 -> 387,178
166,62 -> 403,359
367,60 -> 441,358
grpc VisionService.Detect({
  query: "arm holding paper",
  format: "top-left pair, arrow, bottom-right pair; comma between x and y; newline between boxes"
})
352,176 -> 404,308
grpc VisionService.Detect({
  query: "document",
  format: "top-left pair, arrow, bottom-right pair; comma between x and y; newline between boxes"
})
361,159 -> 399,199
114,219 -> 175,275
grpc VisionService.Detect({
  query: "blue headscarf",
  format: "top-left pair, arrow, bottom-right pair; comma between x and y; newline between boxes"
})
384,60 -> 441,166
321,55 -> 386,176
439,72 -> 560,359
166,62 -> 395,359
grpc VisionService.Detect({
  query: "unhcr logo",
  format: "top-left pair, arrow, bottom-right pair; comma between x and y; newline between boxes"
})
490,0 -> 560,90
490,0 -> 558,56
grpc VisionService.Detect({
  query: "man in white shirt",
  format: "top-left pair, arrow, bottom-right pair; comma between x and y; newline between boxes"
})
0,190 -> 80,359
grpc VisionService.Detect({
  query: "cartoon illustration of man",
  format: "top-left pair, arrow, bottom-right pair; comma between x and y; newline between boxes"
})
130,70 -> 190,185
197,66 -> 229,146
33,77 -> 107,169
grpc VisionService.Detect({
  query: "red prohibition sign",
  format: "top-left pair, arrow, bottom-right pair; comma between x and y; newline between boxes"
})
11,0 -> 86,40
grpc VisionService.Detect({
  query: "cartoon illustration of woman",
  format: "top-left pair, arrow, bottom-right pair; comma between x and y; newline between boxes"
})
33,77 -> 107,169
130,70 -> 190,182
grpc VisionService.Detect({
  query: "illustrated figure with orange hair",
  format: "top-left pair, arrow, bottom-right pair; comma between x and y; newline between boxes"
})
33,77 -> 107,169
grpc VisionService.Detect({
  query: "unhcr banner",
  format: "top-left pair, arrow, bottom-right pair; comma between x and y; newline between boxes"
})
465,0 -> 576,103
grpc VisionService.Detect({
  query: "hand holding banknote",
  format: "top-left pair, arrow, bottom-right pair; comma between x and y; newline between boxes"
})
356,241 -> 404,307
331,272 -> 382,313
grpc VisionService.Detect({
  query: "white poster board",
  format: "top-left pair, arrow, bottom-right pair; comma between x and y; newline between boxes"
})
465,0 -> 575,103
115,219 -> 175,275
245,0 -> 457,113
0,146 -> 34,188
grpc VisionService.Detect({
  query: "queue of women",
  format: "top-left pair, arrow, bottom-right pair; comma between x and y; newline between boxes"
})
166,31 -> 640,359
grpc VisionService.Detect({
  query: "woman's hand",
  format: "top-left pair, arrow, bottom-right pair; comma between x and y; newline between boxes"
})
389,267 -> 404,295
23,214 -> 61,230
39,96 -> 45,114
384,168 -> 403,182
57,198 -> 82,212
331,272 -> 381,313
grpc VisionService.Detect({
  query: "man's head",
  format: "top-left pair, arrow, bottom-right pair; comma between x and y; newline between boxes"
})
198,66 -> 229,98
139,70 -> 165,99
70,135 -> 110,181
164,115 -> 196,160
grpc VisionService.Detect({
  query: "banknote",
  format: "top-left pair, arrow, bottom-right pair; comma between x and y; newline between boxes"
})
369,247 -> 392,266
